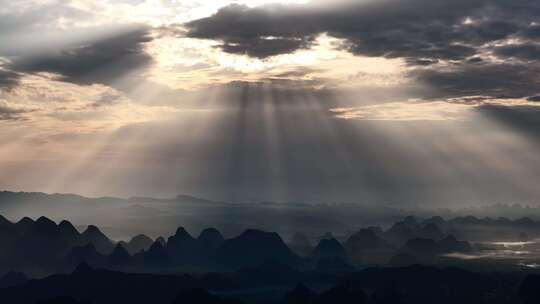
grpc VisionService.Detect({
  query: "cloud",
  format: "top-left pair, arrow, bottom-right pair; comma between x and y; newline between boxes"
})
0,100 -> 33,121
330,101 -> 471,121
184,0 -> 540,63
494,43 -> 540,61
475,104 -> 540,138
411,62 -> 540,99
181,0 -> 540,101
0,68 -> 20,89
8,27 -> 153,87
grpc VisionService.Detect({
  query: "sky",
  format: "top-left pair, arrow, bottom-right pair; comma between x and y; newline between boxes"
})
1,0 -> 540,206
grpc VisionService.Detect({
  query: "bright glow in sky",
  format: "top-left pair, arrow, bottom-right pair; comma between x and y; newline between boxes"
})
2,0 -> 540,204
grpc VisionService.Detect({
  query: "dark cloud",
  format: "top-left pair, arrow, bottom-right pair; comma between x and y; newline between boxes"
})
527,96 -> 540,102
185,4 -> 319,58
221,36 -> 315,58
183,0 -> 540,100
411,62 -> 540,99
9,27 -> 153,87
475,104 -> 540,138
521,24 -> 540,39
0,103 -> 32,121
0,69 -> 20,89
494,43 -> 540,61
185,0 -> 540,62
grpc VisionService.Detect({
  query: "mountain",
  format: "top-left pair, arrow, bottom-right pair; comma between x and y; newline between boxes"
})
388,253 -> 419,267
283,283 -> 316,304
344,229 -> 394,265
316,284 -> 370,304
156,237 -> 166,246
58,220 -> 80,241
384,221 -> 418,245
0,264 -> 210,304
402,238 -> 441,258
107,244 -> 132,267
144,241 -> 170,267
418,223 -> 445,240
65,244 -> 106,269
0,271 -> 27,288
520,274 -> 540,304
172,289 -> 243,304
81,225 -> 115,255
121,234 -> 154,255
167,227 -> 199,264
235,260 -> 304,286
345,229 -> 391,251
215,229 -> 299,269
15,217 -> 34,235
311,238 -> 348,261
37,296 -> 89,304
288,233 -> 313,257
438,235 -> 472,253
198,228 -> 225,250
400,235 -> 473,263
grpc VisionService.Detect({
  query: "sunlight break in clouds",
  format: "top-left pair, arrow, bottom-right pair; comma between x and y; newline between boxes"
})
2,0 -> 540,205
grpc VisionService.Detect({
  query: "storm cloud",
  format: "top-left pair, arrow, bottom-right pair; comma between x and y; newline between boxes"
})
0,68 -> 19,89
184,0 -> 540,100
412,63 -> 540,99
185,0 -> 540,62
7,27 -> 153,87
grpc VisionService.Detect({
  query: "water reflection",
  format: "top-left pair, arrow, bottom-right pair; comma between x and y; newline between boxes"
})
446,239 -> 540,267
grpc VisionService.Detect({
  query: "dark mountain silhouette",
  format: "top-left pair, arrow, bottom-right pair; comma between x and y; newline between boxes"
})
167,227 -> 199,264
400,234 -> 473,263
418,223 -> 445,240
344,229 -> 393,265
235,260 -> 304,286
338,265 -> 516,304
288,233 -> 313,257
15,217 -> 35,234
346,229 -> 389,250
58,220 -> 80,241
311,238 -> 348,261
0,212 -> 531,287
0,263 -> 205,304
384,221 -> 417,245
438,235 -> 473,253
0,210 -> 534,304
422,216 -> 447,231
388,253 -> 419,267
283,283 -> 316,304
315,257 -> 355,273
37,296 -> 89,304
520,274 -> 540,304
215,229 -> 299,269
107,244 -> 132,267
198,228 -> 225,250
65,244 -> 106,269
81,225 -> 115,255
372,283 -> 404,304
172,288 -> 243,304
120,234 -> 154,255
317,284 -> 369,304
403,216 -> 420,229
402,238 -> 441,258
0,214 -> 11,227
0,271 -> 27,288
144,241 -> 170,267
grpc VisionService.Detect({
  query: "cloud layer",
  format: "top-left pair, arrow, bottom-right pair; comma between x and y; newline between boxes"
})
185,0 -> 540,99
